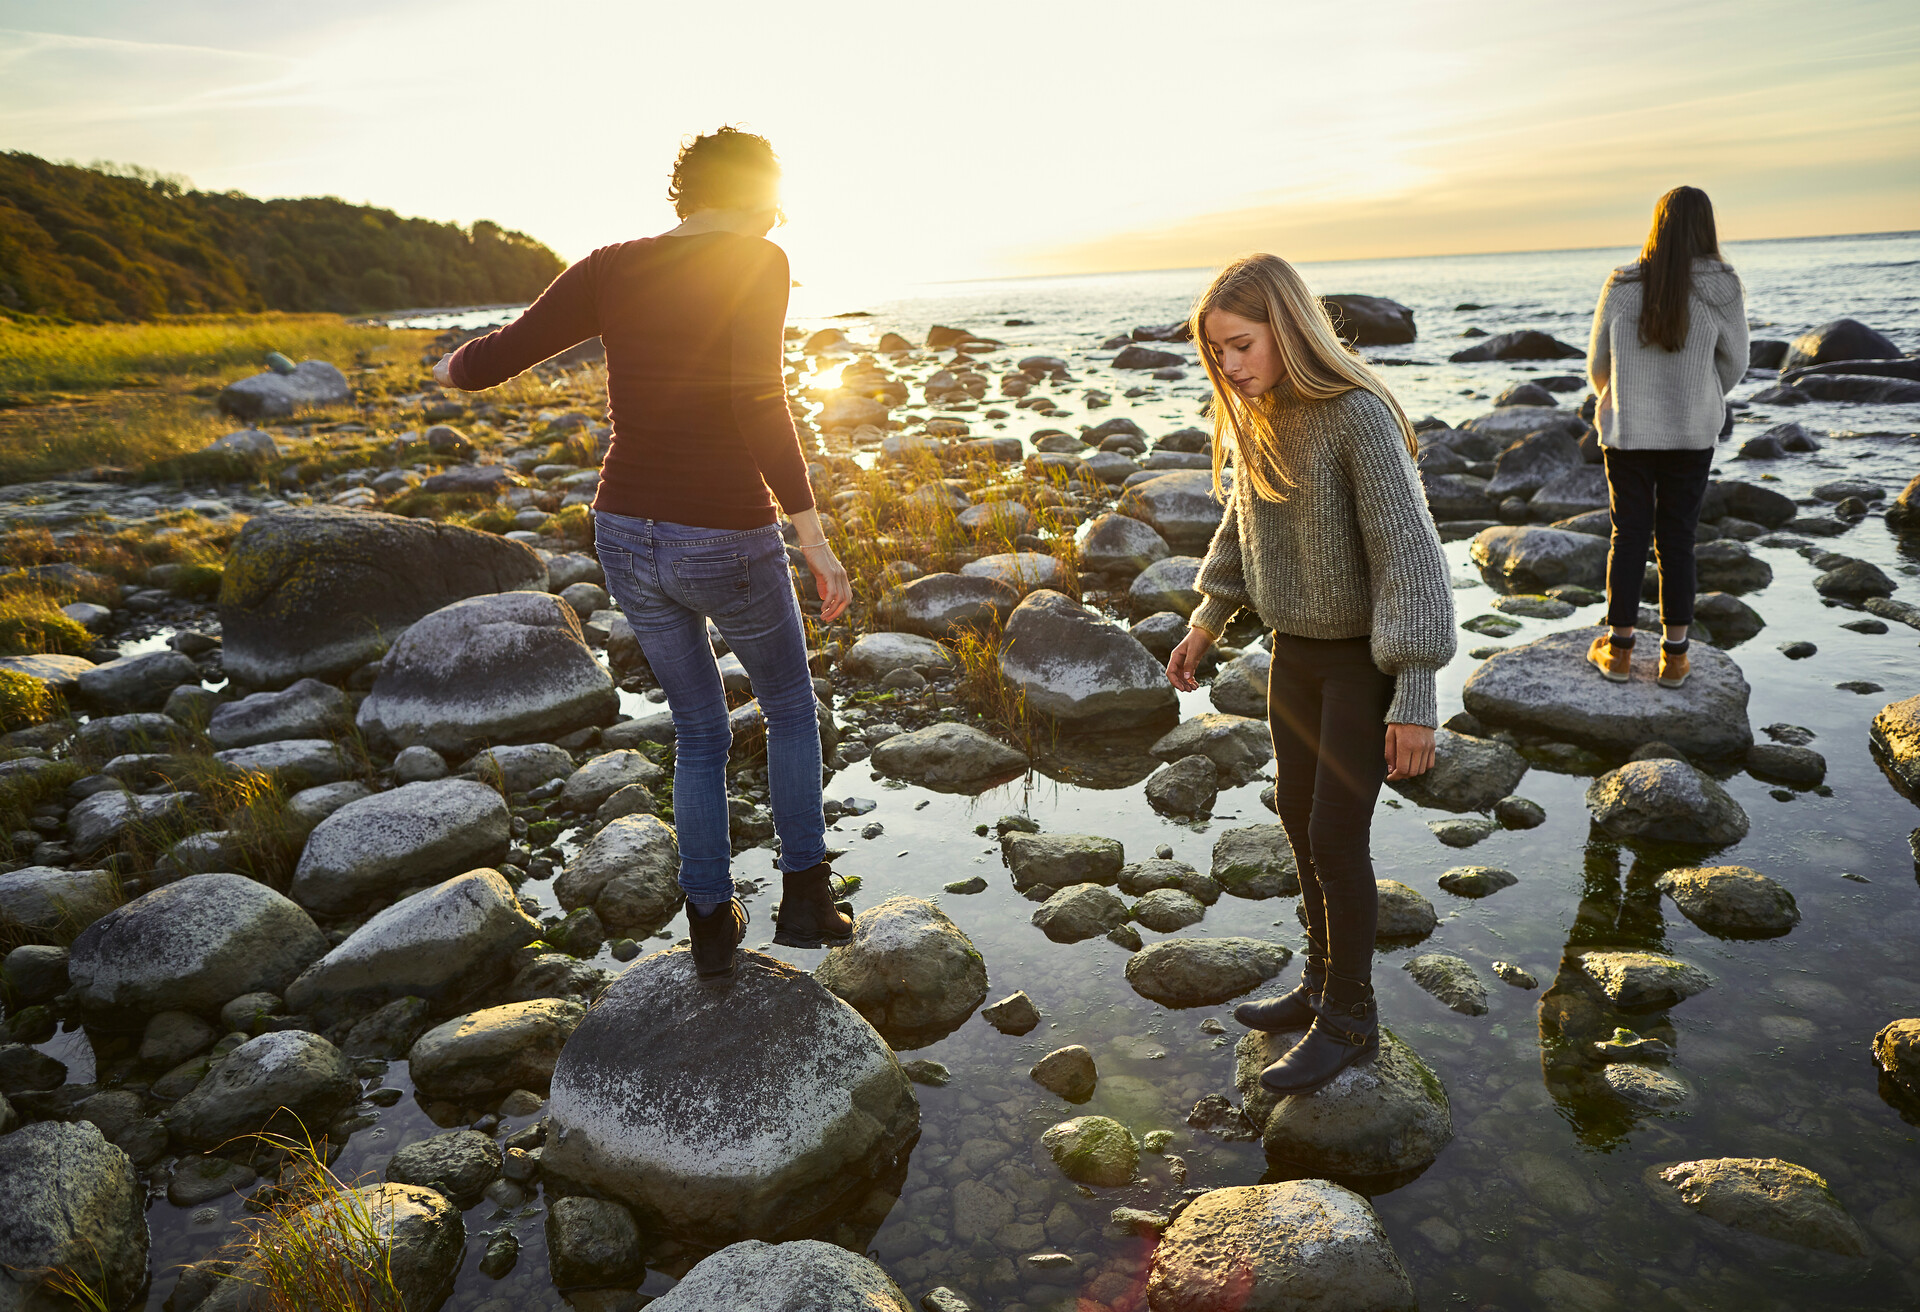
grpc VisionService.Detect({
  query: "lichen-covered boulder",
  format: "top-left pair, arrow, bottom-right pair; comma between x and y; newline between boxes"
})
283,869 -> 541,1021
1577,950 -> 1711,1010
1041,1116 -> 1138,1187
1126,937 -> 1291,1008
0,866 -> 118,944
291,778 -> 510,915
1645,1157 -> 1867,1265
1146,1181 -> 1415,1312
1209,826 -> 1300,899
220,507 -> 548,688
1115,470 -> 1226,554
1655,865 -> 1799,938
1002,831 -> 1124,891
814,897 -> 988,1044
1235,1027 -> 1453,1182
0,1122 -> 149,1312
406,998 -> 585,1099
67,873 -> 325,1021
870,723 -> 1028,791
207,678 -> 350,750
648,1240 -> 912,1312
543,950 -> 919,1245
1585,760 -> 1750,846
356,591 -> 618,756
1388,730 -> 1528,812
162,1030 -> 356,1150
554,813 -> 682,937
1872,694 -> 1920,794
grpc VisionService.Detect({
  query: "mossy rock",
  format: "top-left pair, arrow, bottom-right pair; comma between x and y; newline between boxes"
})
1041,1115 -> 1139,1187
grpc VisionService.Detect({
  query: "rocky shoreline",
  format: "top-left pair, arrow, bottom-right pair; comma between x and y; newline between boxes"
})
1,301 -> 1917,1310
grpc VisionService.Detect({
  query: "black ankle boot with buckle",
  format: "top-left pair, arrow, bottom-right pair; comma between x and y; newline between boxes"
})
772,861 -> 855,950
687,897 -> 749,978
1234,936 -> 1328,1033
1258,967 -> 1379,1096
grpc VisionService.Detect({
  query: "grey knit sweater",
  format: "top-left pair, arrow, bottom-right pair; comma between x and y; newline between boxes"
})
1190,387 -> 1457,727
1587,257 -> 1748,450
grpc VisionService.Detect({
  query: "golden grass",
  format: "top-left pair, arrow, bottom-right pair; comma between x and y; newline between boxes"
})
0,669 -> 60,730
0,313 -> 432,484
193,1130 -> 408,1312
0,585 -> 93,656
0,514 -> 245,592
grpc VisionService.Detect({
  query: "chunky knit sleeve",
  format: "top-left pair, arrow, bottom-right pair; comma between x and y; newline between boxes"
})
1190,486 -> 1249,640
1711,281 -> 1749,395
1336,393 -> 1457,727
1587,272 -> 1618,398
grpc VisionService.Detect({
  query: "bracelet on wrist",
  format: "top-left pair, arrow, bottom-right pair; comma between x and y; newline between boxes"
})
796,539 -> 828,549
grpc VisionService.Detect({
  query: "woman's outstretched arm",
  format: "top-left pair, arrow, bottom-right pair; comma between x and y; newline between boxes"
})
434,254 -> 601,391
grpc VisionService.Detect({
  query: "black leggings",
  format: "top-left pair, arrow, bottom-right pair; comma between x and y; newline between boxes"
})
1602,447 -> 1714,629
1266,633 -> 1394,985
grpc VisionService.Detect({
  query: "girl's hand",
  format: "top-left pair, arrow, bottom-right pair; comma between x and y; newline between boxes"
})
431,353 -> 456,388
1384,723 -> 1435,780
1166,626 -> 1215,691
803,542 -> 851,624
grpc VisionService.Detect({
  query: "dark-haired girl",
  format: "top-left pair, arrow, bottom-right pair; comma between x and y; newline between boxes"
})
1585,186 -> 1748,690
434,128 -> 852,978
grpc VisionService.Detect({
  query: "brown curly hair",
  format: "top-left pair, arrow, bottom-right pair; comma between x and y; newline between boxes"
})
668,127 -> 782,219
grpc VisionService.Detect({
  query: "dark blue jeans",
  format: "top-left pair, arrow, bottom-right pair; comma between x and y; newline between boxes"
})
592,512 -> 826,903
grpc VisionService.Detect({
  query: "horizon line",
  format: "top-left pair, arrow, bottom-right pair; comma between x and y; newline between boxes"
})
920,228 -> 1920,288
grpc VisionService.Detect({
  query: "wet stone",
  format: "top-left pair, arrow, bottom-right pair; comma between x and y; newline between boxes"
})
1125,937 -> 1291,1008
1208,825 -> 1299,899
167,1154 -> 258,1207
1491,960 -> 1538,989
1030,1045 -> 1098,1102
1031,884 -> 1129,943
1602,1063 -> 1691,1110
1429,816 -> 1497,847
1235,1027 -> 1453,1182
1040,1116 -> 1138,1187
1577,950 -> 1712,1010
1001,831 -> 1124,891
1655,864 -> 1800,937
1436,865 -> 1517,898
1404,953 -> 1489,1016
1131,888 -> 1206,933
1646,1157 -> 1868,1263
1492,795 -> 1546,828
982,991 -> 1041,1035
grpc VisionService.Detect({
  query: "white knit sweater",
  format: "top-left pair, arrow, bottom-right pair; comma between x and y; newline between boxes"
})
1587,257 -> 1748,450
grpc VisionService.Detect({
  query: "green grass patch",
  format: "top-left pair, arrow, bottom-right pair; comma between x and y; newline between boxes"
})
0,670 -> 61,730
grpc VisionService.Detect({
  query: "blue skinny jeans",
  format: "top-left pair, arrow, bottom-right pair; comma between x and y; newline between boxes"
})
592,512 -> 825,903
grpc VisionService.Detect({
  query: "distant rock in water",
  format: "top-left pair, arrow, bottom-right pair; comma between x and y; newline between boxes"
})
1321,294 -> 1417,346
1449,330 -> 1584,363
217,360 -> 351,420
220,508 -> 548,689
1781,317 -> 1900,370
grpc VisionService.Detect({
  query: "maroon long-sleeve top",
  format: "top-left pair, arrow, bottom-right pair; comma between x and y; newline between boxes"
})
448,232 -> 814,529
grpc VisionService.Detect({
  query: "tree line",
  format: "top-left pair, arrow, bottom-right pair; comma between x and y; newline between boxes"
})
0,152 -> 565,322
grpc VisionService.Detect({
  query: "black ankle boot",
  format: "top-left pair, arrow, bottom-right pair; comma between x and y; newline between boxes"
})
771,862 -> 855,949
688,898 -> 749,978
1258,968 -> 1379,1096
1233,941 -> 1327,1032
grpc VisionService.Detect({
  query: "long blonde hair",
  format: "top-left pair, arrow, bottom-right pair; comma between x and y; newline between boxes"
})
1190,253 -> 1418,502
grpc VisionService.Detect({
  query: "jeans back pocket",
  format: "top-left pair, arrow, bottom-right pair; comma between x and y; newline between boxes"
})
671,552 -> 753,617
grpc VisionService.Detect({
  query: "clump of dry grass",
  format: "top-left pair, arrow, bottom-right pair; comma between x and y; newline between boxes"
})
189,1130 -> 409,1312
0,584 -> 93,656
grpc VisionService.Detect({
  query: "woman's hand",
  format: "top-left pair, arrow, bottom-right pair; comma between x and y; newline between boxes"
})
1166,626 -> 1215,691
1384,723 -> 1435,780
431,352 -> 456,389
803,542 -> 851,624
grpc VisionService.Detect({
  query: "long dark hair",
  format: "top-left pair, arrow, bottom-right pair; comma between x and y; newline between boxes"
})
1629,186 -> 1720,352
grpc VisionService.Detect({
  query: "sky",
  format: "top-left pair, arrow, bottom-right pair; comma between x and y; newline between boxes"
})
2,0 -> 1918,302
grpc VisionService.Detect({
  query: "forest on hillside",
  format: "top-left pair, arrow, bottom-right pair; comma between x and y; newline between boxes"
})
0,153 -> 565,322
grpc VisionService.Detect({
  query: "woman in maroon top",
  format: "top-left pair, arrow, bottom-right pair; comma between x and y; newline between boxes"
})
434,128 -> 852,978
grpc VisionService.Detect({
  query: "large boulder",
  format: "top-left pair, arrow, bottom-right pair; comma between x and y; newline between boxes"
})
1528,464 -> 1611,521
1235,1026 -> 1453,1181
1871,694 -> 1920,793
1079,512 -> 1172,575
385,1131 -> 502,1207
0,1122 -> 149,1312
217,359 -> 352,419
1128,556 -> 1204,619
1781,318 -> 1900,370
877,573 -> 1019,638
207,678 -> 349,749
65,788 -> 196,857
1885,473 -> 1920,535
283,869 -> 541,1021
162,1030 -> 356,1149
290,778 -> 509,915
1577,950 -> 1712,1009
1150,713 -> 1272,781
1321,294 -> 1416,346
463,742 -> 576,794
1125,937 -> 1291,1007
648,1240 -> 912,1312
1485,428 -> 1582,500
211,738 -> 353,791
1585,759 -> 1750,846
1449,330 -> 1584,363
543,950 -> 919,1245
1418,472 -> 1496,522
220,508 -> 548,688
1147,1181 -> 1413,1312
67,873 -> 325,1022
1701,479 -> 1797,529
960,551 -> 1068,595
559,749 -> 666,812
1000,589 -> 1177,730
356,591 -> 616,755
1387,730 -> 1527,812
555,813 -> 683,937
406,998 -> 585,1099
1645,1157 -> 1867,1263
75,650 -> 201,713
1115,470 -> 1227,554
1655,865 -> 1799,938
1031,883 -> 1130,943
1469,525 -> 1607,591
0,866 -> 118,943
1463,628 -> 1752,758
869,723 -> 1028,791
1002,831 -> 1124,891
1209,826 -> 1299,899
814,897 -> 988,1044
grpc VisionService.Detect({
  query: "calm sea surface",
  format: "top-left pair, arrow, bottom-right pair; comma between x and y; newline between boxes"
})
186,234 -> 1920,1309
